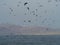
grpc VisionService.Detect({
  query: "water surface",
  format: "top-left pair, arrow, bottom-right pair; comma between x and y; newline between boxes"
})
0,35 -> 60,45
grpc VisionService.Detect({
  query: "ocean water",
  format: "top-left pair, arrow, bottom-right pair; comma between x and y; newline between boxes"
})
0,35 -> 60,45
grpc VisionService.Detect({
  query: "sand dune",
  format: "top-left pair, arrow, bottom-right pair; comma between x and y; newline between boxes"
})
0,24 -> 60,35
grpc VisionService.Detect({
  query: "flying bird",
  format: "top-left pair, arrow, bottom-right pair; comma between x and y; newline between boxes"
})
27,7 -> 30,10
24,2 -> 28,6
28,20 -> 31,22
9,8 -> 13,12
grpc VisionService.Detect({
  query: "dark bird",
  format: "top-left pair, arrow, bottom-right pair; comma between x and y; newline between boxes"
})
24,20 -> 26,22
24,2 -> 28,6
56,4 -> 58,7
32,11 -> 35,15
36,15 -> 38,16
39,5 -> 43,7
9,8 -> 13,12
27,7 -> 29,10
17,4 -> 20,7
48,0 -> 52,2
14,15 -> 16,16
28,20 -> 31,22
35,9 -> 38,11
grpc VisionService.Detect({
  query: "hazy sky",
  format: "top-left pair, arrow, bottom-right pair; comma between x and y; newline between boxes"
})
0,0 -> 60,28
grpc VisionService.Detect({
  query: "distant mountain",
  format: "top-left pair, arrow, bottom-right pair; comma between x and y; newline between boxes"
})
0,24 -> 23,35
0,24 -> 60,35
21,26 -> 60,35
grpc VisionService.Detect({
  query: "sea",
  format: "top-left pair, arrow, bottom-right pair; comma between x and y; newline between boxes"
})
0,35 -> 60,45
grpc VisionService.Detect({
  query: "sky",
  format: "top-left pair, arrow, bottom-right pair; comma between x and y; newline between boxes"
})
0,0 -> 60,29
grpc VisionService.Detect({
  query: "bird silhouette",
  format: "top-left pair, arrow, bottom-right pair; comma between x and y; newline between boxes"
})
24,2 -> 28,6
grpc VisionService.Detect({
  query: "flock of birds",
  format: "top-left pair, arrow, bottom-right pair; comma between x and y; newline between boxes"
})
0,0 -> 60,29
